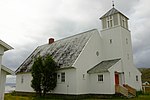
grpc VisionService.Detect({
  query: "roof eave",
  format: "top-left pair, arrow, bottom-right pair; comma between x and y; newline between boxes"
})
87,70 -> 109,74
100,12 -> 129,20
99,7 -> 129,20
1,65 -> 14,75
0,40 -> 14,51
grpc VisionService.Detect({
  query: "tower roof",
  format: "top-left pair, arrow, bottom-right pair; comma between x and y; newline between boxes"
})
100,8 -> 129,20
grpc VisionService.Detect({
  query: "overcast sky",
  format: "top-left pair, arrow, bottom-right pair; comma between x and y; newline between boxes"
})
1,0 -> 150,77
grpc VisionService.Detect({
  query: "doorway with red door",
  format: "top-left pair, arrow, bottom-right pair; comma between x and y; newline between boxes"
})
115,71 -> 125,86
115,73 -> 119,85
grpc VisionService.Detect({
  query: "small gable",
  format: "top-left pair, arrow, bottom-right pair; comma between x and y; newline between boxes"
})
87,59 -> 120,74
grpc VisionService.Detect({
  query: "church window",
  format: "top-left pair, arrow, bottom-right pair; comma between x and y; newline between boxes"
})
122,16 -> 126,28
98,74 -> 103,82
136,75 -> 138,81
110,39 -> 112,44
96,51 -> 99,56
57,74 -> 60,79
107,16 -> 113,28
129,72 -> 131,77
107,20 -> 110,28
102,18 -> 107,29
126,38 -> 128,44
21,75 -> 24,84
83,74 -> 85,80
127,54 -> 129,60
113,14 -> 118,26
110,20 -> 113,27
61,72 -> 65,82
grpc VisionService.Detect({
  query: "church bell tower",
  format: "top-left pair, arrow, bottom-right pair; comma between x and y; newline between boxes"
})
100,6 -> 134,73
100,7 -> 129,30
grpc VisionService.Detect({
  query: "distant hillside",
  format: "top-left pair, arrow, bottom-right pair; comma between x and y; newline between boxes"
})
138,68 -> 150,83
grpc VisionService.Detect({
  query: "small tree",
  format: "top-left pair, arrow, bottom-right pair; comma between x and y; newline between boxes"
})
42,55 -> 57,96
31,56 -> 43,96
31,55 -> 58,96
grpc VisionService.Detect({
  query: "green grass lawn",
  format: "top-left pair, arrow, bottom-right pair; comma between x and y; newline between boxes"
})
134,95 -> 150,100
84,95 -> 150,100
4,93 -> 150,100
4,94 -> 58,100
4,94 -> 33,100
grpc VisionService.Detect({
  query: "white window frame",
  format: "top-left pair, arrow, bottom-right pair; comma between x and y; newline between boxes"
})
83,74 -> 85,80
122,16 -> 126,28
136,75 -> 138,81
127,53 -> 130,60
21,75 -> 24,84
61,72 -> 65,82
57,74 -> 60,79
126,38 -> 128,44
98,74 -> 103,82
110,39 -> 112,44
107,16 -> 113,28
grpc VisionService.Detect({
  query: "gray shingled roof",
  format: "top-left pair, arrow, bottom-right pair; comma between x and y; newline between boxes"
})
16,29 -> 98,73
87,59 -> 121,74
100,8 -> 128,19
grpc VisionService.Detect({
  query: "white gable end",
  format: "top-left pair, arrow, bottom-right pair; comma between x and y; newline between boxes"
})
73,29 -> 104,94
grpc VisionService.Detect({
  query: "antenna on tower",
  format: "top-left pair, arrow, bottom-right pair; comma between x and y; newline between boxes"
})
112,0 -> 115,8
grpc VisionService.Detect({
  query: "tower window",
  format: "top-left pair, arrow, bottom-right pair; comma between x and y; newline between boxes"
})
122,16 -> 127,28
96,51 -> 99,56
107,20 -> 110,28
136,75 -> 138,81
110,39 -> 112,44
83,74 -> 85,80
126,38 -> 128,44
127,54 -> 129,60
107,16 -> 113,28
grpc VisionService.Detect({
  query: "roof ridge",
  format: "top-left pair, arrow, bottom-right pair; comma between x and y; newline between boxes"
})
60,29 -> 97,41
41,29 -> 97,46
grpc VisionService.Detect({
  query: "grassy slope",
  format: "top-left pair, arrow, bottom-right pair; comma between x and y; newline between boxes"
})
138,68 -> 150,83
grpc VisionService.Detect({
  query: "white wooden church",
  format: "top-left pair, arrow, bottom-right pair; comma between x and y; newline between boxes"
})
15,7 -> 142,97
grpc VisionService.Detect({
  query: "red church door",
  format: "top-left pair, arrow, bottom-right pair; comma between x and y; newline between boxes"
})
115,73 -> 119,85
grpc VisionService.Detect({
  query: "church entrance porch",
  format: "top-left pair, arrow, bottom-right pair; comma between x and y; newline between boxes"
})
114,71 -> 124,86
114,71 -> 136,97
